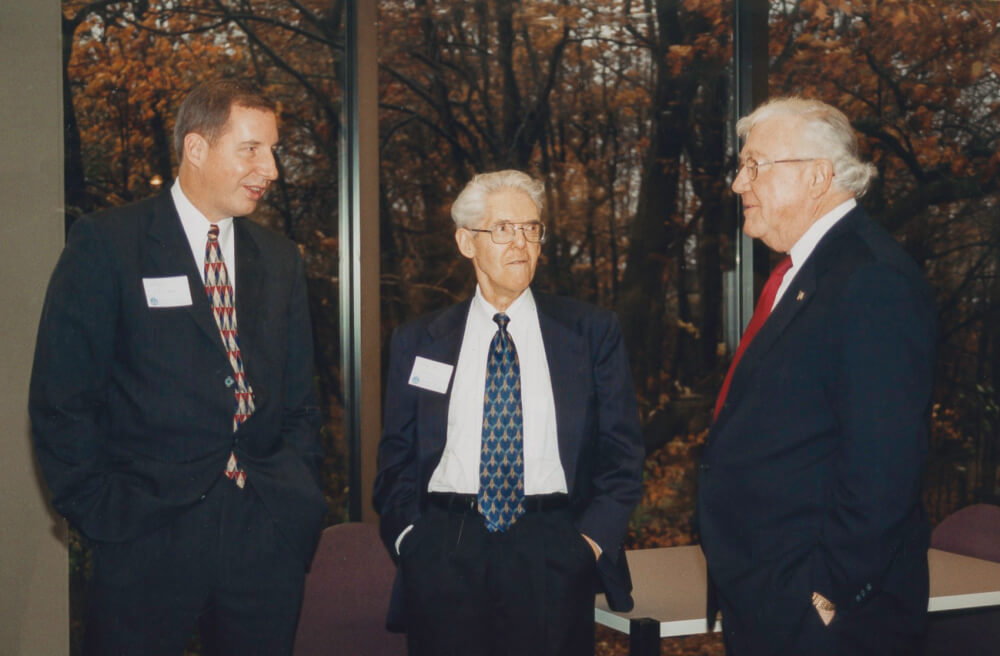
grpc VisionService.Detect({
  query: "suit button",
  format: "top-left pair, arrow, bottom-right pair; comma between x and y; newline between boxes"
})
225,376 -> 235,388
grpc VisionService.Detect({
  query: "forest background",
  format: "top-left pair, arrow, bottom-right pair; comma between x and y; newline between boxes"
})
61,1 -> 1000,654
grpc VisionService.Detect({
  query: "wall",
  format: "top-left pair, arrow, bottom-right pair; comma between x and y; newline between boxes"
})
0,0 -> 70,653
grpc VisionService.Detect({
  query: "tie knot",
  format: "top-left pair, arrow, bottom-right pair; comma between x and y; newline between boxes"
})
207,225 -> 220,242
772,255 -> 793,279
493,312 -> 510,332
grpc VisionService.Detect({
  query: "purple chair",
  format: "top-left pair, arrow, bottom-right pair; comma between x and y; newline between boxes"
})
293,522 -> 406,656
930,503 -> 1000,562
924,503 -> 1000,656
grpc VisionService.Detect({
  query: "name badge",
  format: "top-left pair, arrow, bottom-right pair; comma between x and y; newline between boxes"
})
408,356 -> 454,394
143,276 -> 193,308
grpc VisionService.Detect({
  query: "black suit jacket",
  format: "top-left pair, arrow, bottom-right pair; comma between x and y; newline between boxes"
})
373,291 -> 644,619
698,207 -> 937,654
30,193 -> 326,565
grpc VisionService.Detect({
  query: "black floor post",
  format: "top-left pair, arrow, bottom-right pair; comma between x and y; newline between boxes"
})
628,617 -> 661,656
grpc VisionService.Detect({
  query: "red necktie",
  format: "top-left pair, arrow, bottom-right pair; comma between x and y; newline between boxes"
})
205,225 -> 253,488
713,256 -> 793,421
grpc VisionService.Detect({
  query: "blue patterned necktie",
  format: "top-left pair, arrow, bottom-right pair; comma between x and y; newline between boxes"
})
205,224 -> 253,489
478,312 -> 526,532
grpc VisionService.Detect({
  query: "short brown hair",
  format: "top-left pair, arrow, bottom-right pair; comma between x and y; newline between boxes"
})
173,79 -> 276,162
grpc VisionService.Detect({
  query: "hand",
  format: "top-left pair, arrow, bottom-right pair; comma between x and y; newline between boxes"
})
812,591 -> 836,626
581,533 -> 602,561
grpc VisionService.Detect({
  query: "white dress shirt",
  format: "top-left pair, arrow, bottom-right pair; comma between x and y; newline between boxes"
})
427,286 -> 568,495
171,180 -> 236,291
773,198 -> 857,309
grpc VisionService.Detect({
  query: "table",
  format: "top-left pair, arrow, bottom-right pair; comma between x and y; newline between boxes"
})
594,547 -> 1000,655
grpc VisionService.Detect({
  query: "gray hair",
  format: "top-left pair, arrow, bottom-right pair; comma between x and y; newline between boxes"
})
450,170 -> 545,227
737,96 -> 877,196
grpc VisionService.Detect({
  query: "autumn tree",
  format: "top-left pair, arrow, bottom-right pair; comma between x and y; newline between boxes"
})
377,1 -> 737,438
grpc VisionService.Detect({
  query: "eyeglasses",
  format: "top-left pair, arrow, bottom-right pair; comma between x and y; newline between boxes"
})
465,221 -> 547,244
738,157 -> 819,181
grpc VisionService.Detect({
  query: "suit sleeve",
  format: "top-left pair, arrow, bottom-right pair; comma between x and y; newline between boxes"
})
575,311 -> 645,558
372,324 -> 424,554
278,252 -> 324,484
815,262 -> 936,608
29,217 -> 119,534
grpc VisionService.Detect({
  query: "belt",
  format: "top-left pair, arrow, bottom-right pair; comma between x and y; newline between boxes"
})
427,492 -> 569,514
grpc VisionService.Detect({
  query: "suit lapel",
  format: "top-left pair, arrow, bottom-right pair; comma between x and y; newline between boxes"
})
729,263 -> 816,395
145,194 -> 226,354
418,300 -> 472,453
535,292 -> 587,488
721,208 -> 865,415
233,219 -> 263,362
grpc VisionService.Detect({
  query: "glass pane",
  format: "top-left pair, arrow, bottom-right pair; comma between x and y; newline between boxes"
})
377,0 -> 734,546
61,2 -> 346,652
767,0 -> 1000,522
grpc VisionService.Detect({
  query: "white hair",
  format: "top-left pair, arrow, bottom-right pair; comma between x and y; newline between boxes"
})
737,96 -> 878,196
450,170 -> 545,227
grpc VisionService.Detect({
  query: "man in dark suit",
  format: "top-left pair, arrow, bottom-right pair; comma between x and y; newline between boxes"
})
373,170 -> 644,656
698,97 -> 937,655
29,79 -> 326,655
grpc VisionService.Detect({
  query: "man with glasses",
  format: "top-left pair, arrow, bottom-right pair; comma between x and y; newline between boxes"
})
374,170 -> 644,656
698,97 -> 936,655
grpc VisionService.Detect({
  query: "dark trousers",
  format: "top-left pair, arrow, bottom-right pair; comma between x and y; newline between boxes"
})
399,503 -> 597,656
83,479 -> 306,656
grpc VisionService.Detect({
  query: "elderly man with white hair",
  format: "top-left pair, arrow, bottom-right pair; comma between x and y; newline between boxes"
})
374,170 -> 644,656
698,97 -> 937,655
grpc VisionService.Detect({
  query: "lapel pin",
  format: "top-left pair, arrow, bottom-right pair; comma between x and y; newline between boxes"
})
796,290 -> 805,301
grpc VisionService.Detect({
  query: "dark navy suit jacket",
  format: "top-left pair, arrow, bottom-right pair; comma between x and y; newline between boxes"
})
698,206 -> 937,654
30,192 -> 326,565
373,291 -> 644,622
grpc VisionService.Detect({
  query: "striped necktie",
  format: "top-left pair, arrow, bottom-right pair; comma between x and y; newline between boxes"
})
205,224 -> 254,488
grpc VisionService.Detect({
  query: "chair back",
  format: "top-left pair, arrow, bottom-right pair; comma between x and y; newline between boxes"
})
293,522 -> 406,656
925,504 -> 1000,655
931,503 -> 1000,563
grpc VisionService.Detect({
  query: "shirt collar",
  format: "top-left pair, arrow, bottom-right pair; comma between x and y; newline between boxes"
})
789,197 -> 856,267
472,285 -> 535,327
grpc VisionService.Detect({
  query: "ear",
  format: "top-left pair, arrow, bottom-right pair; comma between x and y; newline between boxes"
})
183,132 -> 209,169
809,159 -> 835,198
455,228 -> 476,259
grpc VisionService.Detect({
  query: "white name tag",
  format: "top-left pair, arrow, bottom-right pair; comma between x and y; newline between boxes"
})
408,356 -> 454,394
143,276 -> 193,308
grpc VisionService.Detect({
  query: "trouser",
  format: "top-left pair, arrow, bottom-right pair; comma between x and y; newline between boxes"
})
83,478 -> 306,656
399,495 -> 597,656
